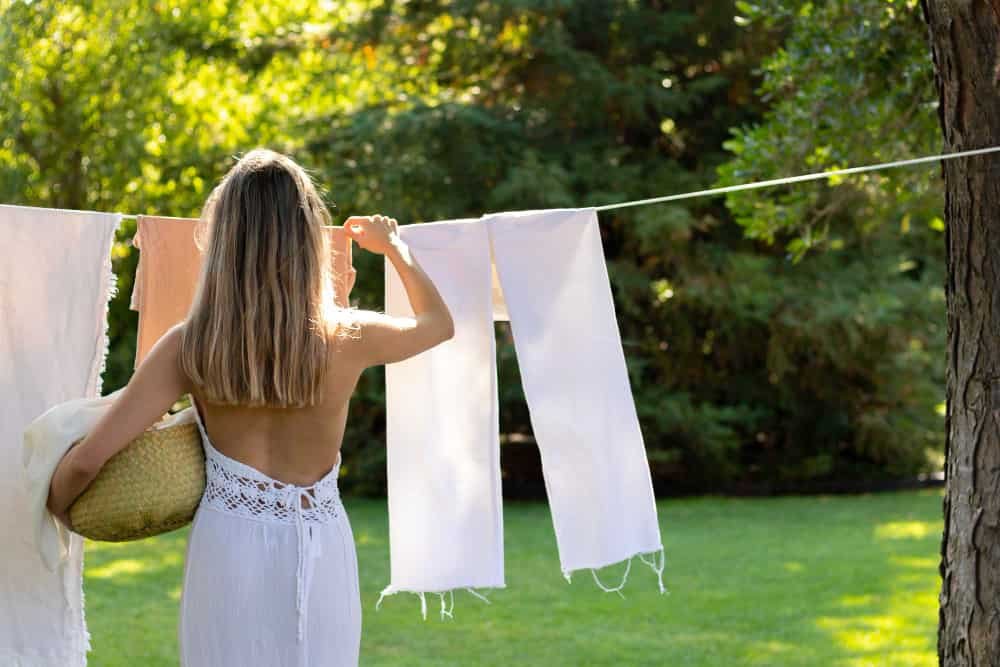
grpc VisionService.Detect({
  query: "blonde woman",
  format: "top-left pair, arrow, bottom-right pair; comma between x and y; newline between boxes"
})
45,148 -> 455,666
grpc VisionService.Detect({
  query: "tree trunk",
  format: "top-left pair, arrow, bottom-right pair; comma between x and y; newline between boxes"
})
920,1 -> 1000,664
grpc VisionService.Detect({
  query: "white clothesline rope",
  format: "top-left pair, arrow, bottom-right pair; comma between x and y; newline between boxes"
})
7,145 -> 1000,222
592,144 -> 1000,211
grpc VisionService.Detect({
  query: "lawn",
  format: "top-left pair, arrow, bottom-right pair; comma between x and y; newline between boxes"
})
82,489 -> 943,666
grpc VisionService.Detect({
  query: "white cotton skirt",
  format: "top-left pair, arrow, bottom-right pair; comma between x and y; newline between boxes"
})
179,405 -> 362,667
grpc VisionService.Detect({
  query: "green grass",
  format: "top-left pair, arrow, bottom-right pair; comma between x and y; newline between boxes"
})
82,489 -> 943,666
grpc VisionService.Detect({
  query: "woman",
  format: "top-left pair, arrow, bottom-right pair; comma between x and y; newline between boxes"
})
44,148 -> 455,666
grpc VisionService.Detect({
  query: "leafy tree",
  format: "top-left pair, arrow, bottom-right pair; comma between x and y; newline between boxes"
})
0,0 -> 944,494
706,0 -> 945,486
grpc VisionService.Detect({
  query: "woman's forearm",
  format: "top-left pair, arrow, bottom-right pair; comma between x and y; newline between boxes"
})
46,443 -> 100,527
385,239 -> 454,332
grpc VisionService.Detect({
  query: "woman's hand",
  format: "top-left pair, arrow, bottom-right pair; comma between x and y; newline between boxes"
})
342,215 -> 401,256
47,477 -> 76,532
46,442 -> 96,534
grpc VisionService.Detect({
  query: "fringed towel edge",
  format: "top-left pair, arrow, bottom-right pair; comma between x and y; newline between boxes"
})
78,214 -> 118,662
561,546 -> 669,598
88,215 -> 120,398
375,584 -> 503,621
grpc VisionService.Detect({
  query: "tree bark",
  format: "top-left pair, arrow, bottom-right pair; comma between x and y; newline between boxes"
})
920,1 -> 1000,664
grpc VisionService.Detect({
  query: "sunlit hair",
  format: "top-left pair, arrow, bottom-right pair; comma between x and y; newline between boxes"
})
179,148 -> 359,408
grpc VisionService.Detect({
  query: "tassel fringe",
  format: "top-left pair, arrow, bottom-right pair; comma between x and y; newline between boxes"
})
375,584 -> 496,620
564,546 -> 670,597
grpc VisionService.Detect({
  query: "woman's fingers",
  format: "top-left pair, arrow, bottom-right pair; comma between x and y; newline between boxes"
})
342,214 -> 397,254
344,215 -> 370,228
343,216 -> 369,240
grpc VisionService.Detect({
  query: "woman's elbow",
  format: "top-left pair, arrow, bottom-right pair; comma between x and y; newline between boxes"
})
440,316 -> 455,341
431,323 -> 454,347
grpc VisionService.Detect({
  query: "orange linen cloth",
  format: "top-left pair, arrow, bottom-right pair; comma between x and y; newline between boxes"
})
129,215 -> 354,368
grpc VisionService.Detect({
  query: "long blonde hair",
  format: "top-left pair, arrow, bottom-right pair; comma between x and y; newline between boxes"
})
179,148 -> 358,408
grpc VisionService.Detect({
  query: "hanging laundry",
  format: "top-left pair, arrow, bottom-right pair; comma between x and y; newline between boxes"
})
129,216 -> 203,368
380,219 -> 505,619
378,208 -> 665,619
130,216 -> 356,367
485,209 -> 664,589
0,204 -> 120,666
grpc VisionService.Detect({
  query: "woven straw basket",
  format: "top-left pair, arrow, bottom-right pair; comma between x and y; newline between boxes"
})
68,419 -> 206,542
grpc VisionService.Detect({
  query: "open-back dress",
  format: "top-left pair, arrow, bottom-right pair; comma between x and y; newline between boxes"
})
178,398 -> 362,667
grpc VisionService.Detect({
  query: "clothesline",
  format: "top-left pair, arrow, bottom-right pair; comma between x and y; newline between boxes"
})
8,145 -> 1000,223
593,144 -> 1000,211
123,144 -> 1000,217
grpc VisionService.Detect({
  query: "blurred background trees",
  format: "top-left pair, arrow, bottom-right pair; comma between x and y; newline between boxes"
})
0,0 -> 945,495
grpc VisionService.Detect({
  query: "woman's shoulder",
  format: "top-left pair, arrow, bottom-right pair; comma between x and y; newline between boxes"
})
323,307 -> 373,358
329,308 -> 415,341
326,307 -> 395,334
324,308 -> 404,363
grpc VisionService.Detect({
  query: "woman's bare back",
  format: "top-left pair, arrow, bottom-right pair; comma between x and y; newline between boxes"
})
184,212 -> 456,489
189,331 -> 365,488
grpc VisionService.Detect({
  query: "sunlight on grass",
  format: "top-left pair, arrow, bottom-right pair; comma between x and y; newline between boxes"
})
819,612 -> 904,645
875,520 -> 935,540
845,651 -> 935,667
354,531 -> 377,545
890,555 -> 937,569
840,594 -> 877,607
87,558 -> 151,579
815,607 -> 935,663
82,491 -> 943,666
812,515 -> 939,667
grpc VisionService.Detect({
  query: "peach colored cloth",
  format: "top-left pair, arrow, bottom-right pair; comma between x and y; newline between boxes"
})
130,216 -> 354,368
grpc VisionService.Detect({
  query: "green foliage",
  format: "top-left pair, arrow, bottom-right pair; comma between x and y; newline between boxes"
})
701,0 -> 945,485
718,0 -> 939,253
0,0 -> 944,494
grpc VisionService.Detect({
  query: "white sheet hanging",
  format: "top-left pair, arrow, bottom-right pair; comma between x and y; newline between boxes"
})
0,204 -> 120,666
484,208 -> 664,585
379,219 -> 506,619
378,208 -> 665,619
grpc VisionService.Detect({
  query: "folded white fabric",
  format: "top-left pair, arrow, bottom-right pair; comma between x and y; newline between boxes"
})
0,205 -> 120,666
22,388 -> 197,572
379,208 -> 665,620
24,387 -> 121,574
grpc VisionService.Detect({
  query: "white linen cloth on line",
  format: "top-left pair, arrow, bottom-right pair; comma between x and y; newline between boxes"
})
0,204 -> 120,666
380,219 -> 505,620
379,207 -> 666,619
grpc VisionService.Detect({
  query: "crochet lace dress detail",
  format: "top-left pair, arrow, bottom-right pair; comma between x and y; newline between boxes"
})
189,400 -> 344,646
200,451 -> 344,524
189,402 -> 344,523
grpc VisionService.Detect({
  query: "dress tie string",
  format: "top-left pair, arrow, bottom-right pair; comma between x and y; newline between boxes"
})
279,484 -> 319,654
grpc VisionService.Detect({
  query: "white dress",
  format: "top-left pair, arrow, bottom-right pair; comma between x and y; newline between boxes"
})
179,401 -> 362,667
